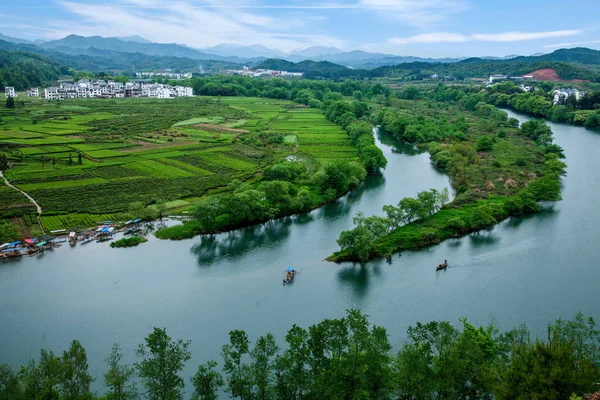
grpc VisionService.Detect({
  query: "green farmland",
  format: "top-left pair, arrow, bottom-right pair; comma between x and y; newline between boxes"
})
0,96 -> 356,235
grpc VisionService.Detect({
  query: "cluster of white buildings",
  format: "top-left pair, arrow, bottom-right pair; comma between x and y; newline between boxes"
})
552,88 -> 586,105
41,80 -> 193,100
135,71 -> 193,79
227,66 -> 303,78
488,74 -> 534,84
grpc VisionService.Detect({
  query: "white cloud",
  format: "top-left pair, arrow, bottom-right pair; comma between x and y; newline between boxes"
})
357,0 -> 469,27
472,30 -> 582,42
388,29 -> 582,45
543,39 -> 600,49
50,0 -> 345,51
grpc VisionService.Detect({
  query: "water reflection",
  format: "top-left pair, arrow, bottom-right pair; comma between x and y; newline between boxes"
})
375,129 -> 423,156
337,261 -> 384,302
191,218 -> 293,265
469,232 -> 501,247
505,206 -> 558,230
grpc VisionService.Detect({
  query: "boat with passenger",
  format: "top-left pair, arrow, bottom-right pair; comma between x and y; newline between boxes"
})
436,260 -> 448,271
283,267 -> 297,285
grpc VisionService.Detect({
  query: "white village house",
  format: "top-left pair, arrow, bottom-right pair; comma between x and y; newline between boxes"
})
27,88 -> 40,97
4,87 -> 16,97
43,80 -> 193,100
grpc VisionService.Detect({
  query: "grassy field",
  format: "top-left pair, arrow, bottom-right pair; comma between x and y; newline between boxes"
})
0,96 -> 356,235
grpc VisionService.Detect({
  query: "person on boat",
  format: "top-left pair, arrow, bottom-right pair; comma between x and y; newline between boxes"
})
444,259 -> 447,265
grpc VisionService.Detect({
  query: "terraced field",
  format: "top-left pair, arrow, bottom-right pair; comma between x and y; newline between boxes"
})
0,96 -> 357,233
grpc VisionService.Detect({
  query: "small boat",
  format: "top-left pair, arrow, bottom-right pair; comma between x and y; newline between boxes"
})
283,267 -> 297,285
81,237 -> 94,245
436,261 -> 448,271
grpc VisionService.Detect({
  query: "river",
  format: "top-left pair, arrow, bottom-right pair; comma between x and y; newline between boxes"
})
1,111 -> 599,395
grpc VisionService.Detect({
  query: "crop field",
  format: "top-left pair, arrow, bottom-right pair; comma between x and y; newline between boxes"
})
1,96 -> 357,233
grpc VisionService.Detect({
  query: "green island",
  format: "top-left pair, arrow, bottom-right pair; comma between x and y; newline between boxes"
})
109,236 -> 148,248
328,84 -> 566,262
1,310 -> 598,400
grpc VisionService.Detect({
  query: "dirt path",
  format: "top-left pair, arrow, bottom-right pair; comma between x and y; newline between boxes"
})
1,170 -> 45,234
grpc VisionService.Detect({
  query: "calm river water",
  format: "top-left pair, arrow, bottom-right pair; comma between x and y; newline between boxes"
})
1,110 -> 599,395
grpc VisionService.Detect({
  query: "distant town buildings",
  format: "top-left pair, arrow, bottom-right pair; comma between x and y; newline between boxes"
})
135,71 -> 193,79
227,66 -> 304,78
4,87 -> 16,97
553,88 -> 586,105
489,74 -> 508,84
43,80 -> 194,100
27,88 -> 40,97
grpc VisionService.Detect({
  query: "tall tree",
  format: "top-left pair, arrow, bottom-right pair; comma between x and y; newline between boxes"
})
135,328 -> 191,400
19,349 -> 62,400
250,334 -> 279,400
0,363 -> 23,400
221,330 -> 252,400
190,360 -> 223,400
0,154 -> 8,171
5,96 -> 15,109
104,343 -> 138,400
60,340 -> 93,400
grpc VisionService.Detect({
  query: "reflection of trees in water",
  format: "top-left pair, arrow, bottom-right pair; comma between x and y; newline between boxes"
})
336,260 -> 384,302
505,205 -> 557,230
469,232 -> 500,247
375,128 -> 423,156
191,218 -> 293,265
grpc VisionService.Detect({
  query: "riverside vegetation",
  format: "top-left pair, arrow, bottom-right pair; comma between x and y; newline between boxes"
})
329,85 -> 566,262
0,78 -> 388,240
0,311 -> 598,400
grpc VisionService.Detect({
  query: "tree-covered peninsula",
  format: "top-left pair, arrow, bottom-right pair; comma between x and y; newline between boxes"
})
329,85 -> 566,262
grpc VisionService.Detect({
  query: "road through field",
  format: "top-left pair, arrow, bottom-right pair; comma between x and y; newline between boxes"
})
1,170 -> 44,233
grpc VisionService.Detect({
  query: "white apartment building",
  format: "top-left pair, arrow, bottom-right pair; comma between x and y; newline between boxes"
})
27,88 -> 39,97
5,87 -> 16,97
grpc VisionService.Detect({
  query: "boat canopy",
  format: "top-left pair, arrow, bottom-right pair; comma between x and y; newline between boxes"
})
24,238 -> 34,245
286,266 -> 295,272
0,243 -> 10,249
132,218 -> 142,223
69,232 -> 76,238
37,241 -> 47,247
1,247 -> 20,253
8,241 -> 21,247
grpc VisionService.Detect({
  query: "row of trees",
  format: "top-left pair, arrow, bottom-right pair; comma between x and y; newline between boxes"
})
337,189 -> 449,261
186,159 -> 367,235
185,76 -> 391,103
1,310 -> 599,400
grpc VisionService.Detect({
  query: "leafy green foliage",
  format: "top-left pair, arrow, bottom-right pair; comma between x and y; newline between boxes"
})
104,343 -> 138,400
109,237 -> 148,248
135,328 -> 191,400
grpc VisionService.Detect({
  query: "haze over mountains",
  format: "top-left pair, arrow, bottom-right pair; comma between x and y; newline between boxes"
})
0,32 -> 533,68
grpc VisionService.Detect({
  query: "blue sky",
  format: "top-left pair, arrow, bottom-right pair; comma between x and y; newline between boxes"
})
2,0 -> 600,56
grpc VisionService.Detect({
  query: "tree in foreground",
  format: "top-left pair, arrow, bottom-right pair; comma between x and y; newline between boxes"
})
19,349 -> 62,400
104,342 -> 138,400
60,340 -> 93,400
221,330 -> 252,400
0,363 -> 23,400
135,328 -> 191,400
190,360 -> 223,400
5,97 -> 15,109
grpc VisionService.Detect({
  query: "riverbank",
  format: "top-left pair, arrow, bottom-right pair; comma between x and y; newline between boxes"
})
328,96 -> 566,262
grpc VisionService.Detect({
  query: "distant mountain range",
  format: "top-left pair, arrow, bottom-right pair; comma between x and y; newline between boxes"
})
0,32 -> 550,68
1,32 -> 600,83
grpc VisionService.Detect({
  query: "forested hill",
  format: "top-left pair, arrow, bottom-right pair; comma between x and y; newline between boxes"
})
256,58 -> 355,79
0,40 -> 242,75
0,50 -> 66,90
369,59 -> 599,81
